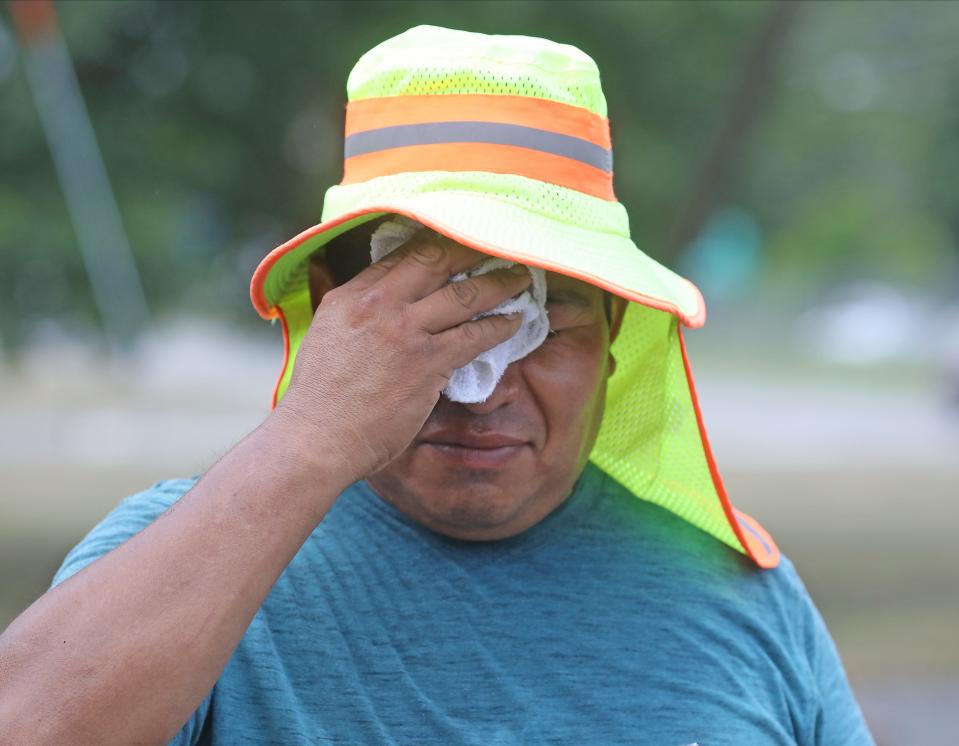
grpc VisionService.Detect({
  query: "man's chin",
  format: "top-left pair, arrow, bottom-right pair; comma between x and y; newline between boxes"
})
418,499 -> 528,541
368,446 -> 541,539
389,476 -> 532,540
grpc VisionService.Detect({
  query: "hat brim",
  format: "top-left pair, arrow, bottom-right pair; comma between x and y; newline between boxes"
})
250,190 -> 706,328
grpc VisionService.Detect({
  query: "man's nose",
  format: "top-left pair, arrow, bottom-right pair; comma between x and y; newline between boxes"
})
457,360 -> 522,415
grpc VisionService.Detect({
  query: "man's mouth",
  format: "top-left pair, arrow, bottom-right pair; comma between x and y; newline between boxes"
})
419,432 -> 531,468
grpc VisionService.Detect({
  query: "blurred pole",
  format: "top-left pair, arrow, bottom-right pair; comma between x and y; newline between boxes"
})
8,0 -> 149,352
666,0 -> 803,260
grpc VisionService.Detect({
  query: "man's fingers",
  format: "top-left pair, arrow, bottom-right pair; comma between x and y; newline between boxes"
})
412,267 -> 531,333
339,230 -> 473,296
340,240 -> 413,293
435,312 -> 525,370
376,233 -> 489,301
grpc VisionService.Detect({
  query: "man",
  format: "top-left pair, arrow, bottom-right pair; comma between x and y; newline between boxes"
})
0,26 -> 873,745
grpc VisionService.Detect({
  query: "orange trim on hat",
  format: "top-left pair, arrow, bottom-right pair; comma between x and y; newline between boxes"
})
343,142 -> 615,201
271,305 -> 291,409
677,327 -> 780,568
346,94 -> 611,149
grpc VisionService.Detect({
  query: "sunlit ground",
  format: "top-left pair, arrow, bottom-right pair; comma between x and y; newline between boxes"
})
1,316 -> 957,745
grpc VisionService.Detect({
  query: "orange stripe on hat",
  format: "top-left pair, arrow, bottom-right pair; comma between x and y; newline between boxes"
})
342,141 -> 615,201
342,94 -> 615,200
346,94 -> 611,149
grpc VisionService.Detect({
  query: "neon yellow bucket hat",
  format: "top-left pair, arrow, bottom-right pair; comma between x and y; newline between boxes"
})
250,25 -> 779,569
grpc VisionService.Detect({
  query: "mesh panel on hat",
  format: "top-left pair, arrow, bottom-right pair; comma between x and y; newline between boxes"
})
350,64 -> 604,116
348,25 -> 607,116
592,304 -> 740,550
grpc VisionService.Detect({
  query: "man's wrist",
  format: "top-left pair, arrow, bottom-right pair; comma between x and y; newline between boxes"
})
257,404 -> 361,502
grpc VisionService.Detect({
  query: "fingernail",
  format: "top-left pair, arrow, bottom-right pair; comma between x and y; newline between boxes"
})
508,265 -> 528,275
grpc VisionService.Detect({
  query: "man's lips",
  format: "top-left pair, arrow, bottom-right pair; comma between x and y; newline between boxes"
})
422,432 -> 529,449
419,431 -> 531,467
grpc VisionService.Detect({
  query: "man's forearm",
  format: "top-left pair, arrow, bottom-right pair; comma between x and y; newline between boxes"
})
0,232 -> 529,744
0,412 -> 349,745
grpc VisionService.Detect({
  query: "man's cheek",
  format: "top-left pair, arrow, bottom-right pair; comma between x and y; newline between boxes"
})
528,338 -> 606,391
525,331 -> 596,371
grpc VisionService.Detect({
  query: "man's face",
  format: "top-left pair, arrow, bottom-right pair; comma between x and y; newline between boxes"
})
311,232 -> 625,541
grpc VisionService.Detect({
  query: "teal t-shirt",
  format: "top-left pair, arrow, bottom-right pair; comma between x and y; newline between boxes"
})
52,463 -> 873,745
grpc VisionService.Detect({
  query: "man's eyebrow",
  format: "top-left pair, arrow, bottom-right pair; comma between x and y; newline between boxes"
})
545,288 -> 595,309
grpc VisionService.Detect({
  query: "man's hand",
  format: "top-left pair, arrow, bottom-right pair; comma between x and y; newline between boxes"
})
276,231 -> 530,483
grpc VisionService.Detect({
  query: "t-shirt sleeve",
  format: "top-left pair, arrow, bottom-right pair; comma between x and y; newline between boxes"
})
805,598 -> 875,745
49,478 -> 212,746
772,559 -> 875,746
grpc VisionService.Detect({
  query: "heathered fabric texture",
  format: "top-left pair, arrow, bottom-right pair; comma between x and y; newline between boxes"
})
52,464 -> 873,745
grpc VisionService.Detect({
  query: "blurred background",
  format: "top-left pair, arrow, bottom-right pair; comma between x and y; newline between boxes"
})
1,0 -> 957,741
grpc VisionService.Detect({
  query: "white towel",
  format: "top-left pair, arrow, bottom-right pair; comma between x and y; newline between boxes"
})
370,217 -> 549,403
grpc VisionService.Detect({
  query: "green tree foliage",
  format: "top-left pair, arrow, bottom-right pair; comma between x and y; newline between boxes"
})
0,0 -> 956,347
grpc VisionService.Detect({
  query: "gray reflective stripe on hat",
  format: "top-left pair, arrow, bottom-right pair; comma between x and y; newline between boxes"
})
344,121 -> 612,172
